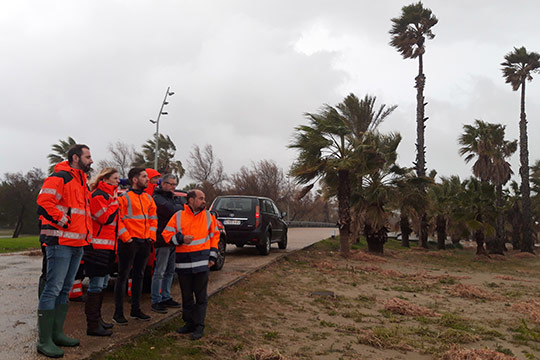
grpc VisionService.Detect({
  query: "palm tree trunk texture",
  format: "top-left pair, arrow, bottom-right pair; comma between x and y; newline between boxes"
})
400,213 -> 411,248
511,201 -> 521,250
420,214 -> 429,249
436,215 -> 446,250
365,223 -> 386,254
519,81 -> 534,253
415,54 -> 429,249
337,169 -> 351,257
489,184 -> 506,255
475,214 -> 488,256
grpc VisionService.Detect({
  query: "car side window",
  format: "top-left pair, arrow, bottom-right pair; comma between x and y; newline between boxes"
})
261,200 -> 269,214
271,202 -> 281,216
264,200 -> 277,215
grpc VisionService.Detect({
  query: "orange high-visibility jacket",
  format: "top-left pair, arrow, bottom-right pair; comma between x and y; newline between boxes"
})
117,189 -> 157,242
37,161 -> 92,247
161,206 -> 219,274
90,181 -> 120,250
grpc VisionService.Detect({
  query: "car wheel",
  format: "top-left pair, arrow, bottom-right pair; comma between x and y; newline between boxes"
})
278,231 -> 288,250
211,234 -> 226,271
257,231 -> 271,256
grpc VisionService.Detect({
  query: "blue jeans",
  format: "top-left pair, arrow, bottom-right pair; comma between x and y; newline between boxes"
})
88,274 -> 110,293
38,245 -> 84,310
151,246 -> 176,304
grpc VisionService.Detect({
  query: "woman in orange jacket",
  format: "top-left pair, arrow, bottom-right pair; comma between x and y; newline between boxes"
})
84,168 -> 120,337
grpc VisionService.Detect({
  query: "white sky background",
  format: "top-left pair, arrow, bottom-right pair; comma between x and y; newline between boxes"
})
1,0 -> 540,187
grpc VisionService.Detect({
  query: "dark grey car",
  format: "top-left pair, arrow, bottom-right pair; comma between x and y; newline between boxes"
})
210,195 -> 288,255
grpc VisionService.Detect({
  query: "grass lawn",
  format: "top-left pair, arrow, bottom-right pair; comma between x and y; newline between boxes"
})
96,238 -> 540,360
0,236 -> 40,253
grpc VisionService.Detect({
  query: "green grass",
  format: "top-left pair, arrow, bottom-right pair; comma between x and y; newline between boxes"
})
0,236 -> 40,253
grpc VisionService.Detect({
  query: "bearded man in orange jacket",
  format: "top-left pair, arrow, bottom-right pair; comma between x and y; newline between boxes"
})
162,189 -> 219,340
36,144 -> 93,358
113,168 -> 158,325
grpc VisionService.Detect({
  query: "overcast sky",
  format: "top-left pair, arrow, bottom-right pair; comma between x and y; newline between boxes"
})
2,0 -> 540,187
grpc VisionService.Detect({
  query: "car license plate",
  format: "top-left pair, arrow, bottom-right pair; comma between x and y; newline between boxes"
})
223,219 -> 241,225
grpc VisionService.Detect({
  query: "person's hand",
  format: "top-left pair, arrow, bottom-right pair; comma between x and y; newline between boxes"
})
126,238 -> 133,243
184,235 -> 194,244
208,260 -> 215,268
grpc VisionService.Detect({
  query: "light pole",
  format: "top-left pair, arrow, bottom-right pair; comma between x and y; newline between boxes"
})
149,86 -> 174,170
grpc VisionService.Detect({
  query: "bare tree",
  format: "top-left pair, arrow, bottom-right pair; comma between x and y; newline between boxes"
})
228,160 -> 286,202
97,141 -> 138,178
187,144 -> 226,188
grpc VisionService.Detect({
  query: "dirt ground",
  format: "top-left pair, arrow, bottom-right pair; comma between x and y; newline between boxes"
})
102,240 -> 540,360
0,227 -> 336,360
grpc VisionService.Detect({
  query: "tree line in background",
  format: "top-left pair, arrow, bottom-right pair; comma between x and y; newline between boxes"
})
2,1 -> 539,256
289,1 -> 540,256
0,135 -> 336,237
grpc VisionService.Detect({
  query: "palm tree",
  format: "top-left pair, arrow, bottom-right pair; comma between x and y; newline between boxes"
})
289,93 -> 396,256
47,137 -> 77,174
353,132 -> 402,253
391,167 -> 426,248
133,134 -> 185,179
458,120 -> 517,254
390,2 -> 438,249
501,46 -> 540,253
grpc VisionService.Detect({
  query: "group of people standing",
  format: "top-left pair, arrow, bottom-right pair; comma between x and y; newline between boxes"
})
36,144 -> 220,358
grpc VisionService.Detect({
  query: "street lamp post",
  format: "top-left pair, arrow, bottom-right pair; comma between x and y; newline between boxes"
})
149,86 -> 175,170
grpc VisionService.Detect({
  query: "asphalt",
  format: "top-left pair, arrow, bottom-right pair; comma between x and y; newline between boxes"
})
0,227 -> 336,360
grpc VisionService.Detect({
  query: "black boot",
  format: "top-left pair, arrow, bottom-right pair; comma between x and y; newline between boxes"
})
97,292 -> 113,329
85,292 -> 112,337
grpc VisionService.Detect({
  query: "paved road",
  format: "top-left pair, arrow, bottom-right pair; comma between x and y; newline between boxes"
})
0,227 -> 336,360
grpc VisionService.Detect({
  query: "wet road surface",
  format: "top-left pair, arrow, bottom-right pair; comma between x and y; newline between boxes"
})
0,227 -> 336,360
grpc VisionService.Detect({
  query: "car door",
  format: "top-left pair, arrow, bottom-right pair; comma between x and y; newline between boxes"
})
270,200 -> 285,239
263,199 -> 282,240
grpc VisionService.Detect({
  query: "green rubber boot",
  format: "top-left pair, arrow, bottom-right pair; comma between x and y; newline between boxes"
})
37,309 -> 64,358
52,304 -> 80,347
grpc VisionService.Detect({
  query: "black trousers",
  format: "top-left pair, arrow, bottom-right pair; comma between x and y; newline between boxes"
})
178,271 -> 209,328
114,240 -> 151,314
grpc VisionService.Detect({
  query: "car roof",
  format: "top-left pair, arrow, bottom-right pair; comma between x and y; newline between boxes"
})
215,195 -> 272,201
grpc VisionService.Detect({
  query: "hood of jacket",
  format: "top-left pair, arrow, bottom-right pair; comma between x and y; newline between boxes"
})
54,161 -> 87,186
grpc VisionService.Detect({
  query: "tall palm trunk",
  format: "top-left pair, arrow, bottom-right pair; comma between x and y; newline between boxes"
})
400,213 -> 411,248
337,169 -> 351,256
415,54 -> 429,249
489,184 -> 506,254
511,201 -> 522,250
436,215 -> 446,250
475,214 -> 488,256
519,81 -> 534,253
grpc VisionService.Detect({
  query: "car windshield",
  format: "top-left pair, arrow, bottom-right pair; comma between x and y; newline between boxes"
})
214,197 -> 255,212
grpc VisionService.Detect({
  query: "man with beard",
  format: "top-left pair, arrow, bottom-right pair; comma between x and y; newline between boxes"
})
113,168 -> 158,325
162,189 -> 220,340
36,144 -> 94,358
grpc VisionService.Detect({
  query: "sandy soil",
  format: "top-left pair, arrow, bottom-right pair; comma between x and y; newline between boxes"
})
138,242 -> 540,360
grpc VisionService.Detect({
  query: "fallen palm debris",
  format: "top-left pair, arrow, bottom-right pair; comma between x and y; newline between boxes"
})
494,275 -> 520,281
384,297 -> 440,317
512,252 -> 536,259
450,284 -> 500,301
357,328 -> 414,352
249,347 -> 289,360
349,250 -> 387,263
510,299 -> 540,324
441,346 -> 517,360
312,261 -> 337,270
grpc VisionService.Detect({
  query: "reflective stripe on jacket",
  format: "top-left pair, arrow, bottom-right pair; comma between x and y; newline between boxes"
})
37,161 -> 92,247
90,181 -> 119,251
118,189 -> 157,242
161,206 -> 220,274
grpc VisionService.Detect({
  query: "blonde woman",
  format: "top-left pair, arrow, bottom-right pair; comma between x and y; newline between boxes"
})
84,168 -> 120,336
